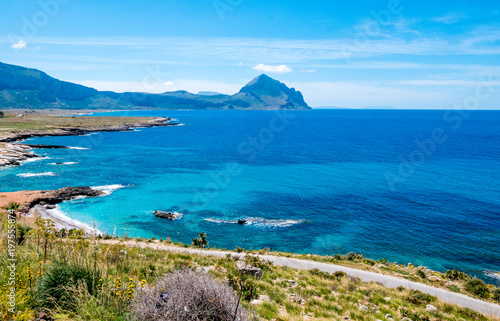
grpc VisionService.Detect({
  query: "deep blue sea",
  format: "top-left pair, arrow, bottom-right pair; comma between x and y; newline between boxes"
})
1,110 -> 499,283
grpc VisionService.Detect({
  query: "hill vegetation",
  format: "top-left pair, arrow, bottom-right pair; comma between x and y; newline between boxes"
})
1,205 -> 498,321
0,62 -> 310,111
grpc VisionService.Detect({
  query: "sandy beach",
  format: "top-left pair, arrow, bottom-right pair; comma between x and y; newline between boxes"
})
0,187 -> 103,235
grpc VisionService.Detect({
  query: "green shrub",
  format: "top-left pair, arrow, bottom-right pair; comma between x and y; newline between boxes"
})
416,269 -> 426,279
228,274 -> 259,301
449,284 -> 461,293
465,278 -> 490,299
445,269 -> 470,281
405,290 -> 436,305
345,252 -> 364,261
492,288 -> 500,302
37,260 -> 101,310
16,225 -> 32,245
192,232 -> 209,248
457,307 -> 488,321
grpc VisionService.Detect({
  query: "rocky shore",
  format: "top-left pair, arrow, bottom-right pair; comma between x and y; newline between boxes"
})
0,117 -> 174,168
0,186 -> 105,235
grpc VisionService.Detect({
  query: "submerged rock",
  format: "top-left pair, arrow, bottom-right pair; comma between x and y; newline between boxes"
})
153,210 -> 183,220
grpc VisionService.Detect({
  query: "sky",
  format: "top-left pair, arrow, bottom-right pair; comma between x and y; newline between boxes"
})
1,0 -> 500,109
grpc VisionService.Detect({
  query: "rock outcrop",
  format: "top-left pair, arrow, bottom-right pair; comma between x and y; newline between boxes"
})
153,211 -> 183,220
0,143 -> 37,166
24,186 -> 104,211
235,261 -> 263,277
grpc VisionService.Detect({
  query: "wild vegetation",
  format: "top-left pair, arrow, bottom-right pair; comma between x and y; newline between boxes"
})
1,205 -> 499,320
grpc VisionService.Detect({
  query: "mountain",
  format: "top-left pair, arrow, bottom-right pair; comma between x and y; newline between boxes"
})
197,91 -> 223,96
0,62 -> 310,110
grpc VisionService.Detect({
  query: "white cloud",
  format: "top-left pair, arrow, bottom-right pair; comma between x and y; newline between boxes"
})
252,64 -> 292,74
11,40 -> 27,50
163,81 -> 175,86
432,13 -> 466,24
301,69 -> 316,73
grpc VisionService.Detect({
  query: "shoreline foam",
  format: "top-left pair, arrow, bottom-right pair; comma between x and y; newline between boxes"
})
30,205 -> 100,236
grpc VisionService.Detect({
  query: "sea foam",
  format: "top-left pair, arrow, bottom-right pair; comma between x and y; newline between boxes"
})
91,184 -> 126,196
68,146 -> 90,150
17,172 -> 58,177
205,217 -> 304,228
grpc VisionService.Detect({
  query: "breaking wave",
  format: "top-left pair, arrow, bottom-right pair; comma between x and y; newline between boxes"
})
17,172 -> 58,177
204,217 -> 304,228
68,146 -> 90,150
91,184 -> 126,196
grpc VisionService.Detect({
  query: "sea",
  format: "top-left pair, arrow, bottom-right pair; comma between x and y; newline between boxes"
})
1,109 -> 499,283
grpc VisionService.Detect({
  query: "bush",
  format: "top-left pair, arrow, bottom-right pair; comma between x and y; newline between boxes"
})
16,225 -> 32,245
192,233 -> 209,248
464,278 -> 490,299
445,269 -> 470,281
0,111 -> 4,118
416,269 -> 426,279
130,269 -> 248,321
228,274 -> 259,301
493,288 -> 500,302
344,252 -> 364,261
37,260 -> 101,310
405,290 -> 436,305
449,284 -> 461,293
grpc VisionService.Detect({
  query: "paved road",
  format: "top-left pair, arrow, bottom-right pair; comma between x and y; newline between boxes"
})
105,241 -> 500,318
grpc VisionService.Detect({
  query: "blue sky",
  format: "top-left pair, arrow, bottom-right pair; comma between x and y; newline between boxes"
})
1,0 -> 500,108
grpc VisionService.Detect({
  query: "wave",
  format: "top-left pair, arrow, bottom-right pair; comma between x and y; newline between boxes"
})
17,172 -> 58,177
484,270 -> 500,281
49,162 -> 77,165
20,157 -> 47,164
204,217 -> 304,228
68,146 -> 90,150
91,184 -> 126,196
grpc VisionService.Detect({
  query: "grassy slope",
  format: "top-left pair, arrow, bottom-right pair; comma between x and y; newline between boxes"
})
1,209 -> 498,321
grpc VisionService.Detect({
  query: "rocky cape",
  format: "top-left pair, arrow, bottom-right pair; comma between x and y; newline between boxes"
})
0,117 -> 172,167
0,62 -> 311,110
22,186 -> 104,213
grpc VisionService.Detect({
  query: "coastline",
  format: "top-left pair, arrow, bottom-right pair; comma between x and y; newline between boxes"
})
30,204 -> 100,236
0,116 -> 176,167
0,186 -> 105,235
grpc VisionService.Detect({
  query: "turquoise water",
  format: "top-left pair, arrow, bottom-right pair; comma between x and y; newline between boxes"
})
1,110 -> 499,283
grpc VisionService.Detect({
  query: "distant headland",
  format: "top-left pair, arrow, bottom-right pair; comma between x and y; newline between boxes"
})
0,62 -> 310,111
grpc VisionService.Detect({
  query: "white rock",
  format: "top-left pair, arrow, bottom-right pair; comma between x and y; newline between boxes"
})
250,299 -> 264,305
259,295 -> 271,301
359,305 -> 369,312
195,267 -> 209,274
384,297 -> 391,302
426,304 -> 437,312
